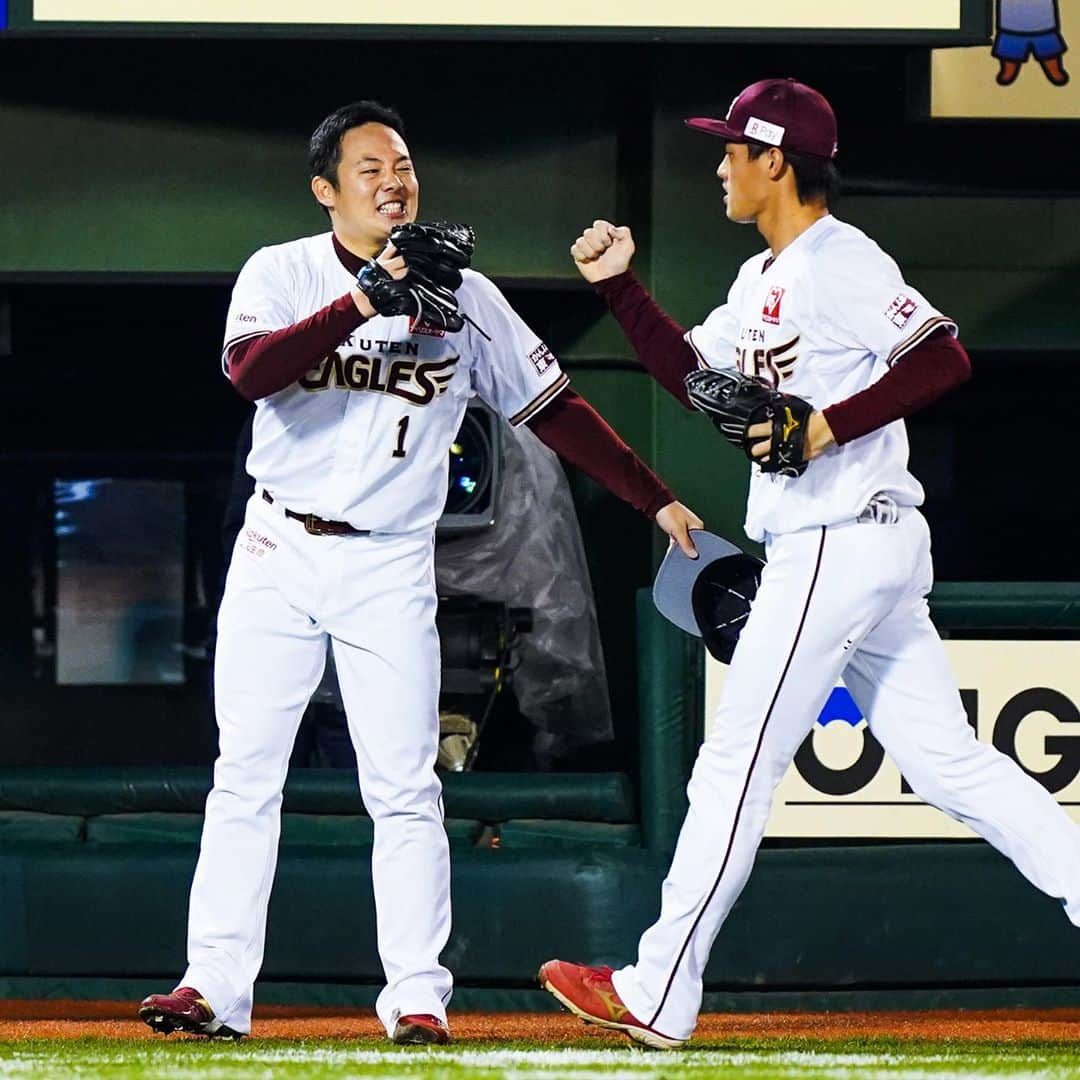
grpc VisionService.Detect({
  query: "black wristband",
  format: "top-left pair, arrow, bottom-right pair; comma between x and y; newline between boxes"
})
355,259 -> 390,297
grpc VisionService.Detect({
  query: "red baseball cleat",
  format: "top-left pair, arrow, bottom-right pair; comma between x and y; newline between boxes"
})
391,1013 -> 452,1045
538,959 -> 686,1050
138,986 -> 244,1039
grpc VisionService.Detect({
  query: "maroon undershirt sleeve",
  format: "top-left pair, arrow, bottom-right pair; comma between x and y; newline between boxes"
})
226,294 -> 368,401
592,270 -> 699,410
823,328 -> 972,445
526,387 -> 675,520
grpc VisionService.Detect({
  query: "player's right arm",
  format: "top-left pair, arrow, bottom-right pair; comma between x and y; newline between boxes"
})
224,245 -> 405,401
570,219 -> 723,410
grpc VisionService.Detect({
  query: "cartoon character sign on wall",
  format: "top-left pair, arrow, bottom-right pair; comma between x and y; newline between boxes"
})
994,0 -> 1070,85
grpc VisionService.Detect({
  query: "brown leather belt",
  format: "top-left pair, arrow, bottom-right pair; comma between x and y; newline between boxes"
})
262,490 -> 370,537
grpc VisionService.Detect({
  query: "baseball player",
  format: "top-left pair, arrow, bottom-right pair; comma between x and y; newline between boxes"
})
137,99 -> 701,1044
540,77 -> 1080,1049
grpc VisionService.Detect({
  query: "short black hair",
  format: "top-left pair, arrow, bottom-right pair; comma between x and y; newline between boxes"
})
309,101 -> 406,187
747,141 -> 840,210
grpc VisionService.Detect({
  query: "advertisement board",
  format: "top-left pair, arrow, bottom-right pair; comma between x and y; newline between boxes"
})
704,641 -> 1080,838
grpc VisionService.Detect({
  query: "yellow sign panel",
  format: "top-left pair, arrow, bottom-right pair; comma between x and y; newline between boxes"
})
932,0 -> 1078,117
704,641 -> 1080,838
33,0 -> 961,29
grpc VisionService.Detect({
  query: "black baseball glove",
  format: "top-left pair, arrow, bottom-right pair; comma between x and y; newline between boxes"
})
684,368 -> 814,478
355,258 -> 464,333
389,221 -> 476,291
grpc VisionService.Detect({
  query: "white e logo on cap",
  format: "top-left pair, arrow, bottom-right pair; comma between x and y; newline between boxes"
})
744,116 -> 785,146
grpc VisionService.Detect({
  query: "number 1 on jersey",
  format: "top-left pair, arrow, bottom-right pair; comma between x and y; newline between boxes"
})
392,415 -> 410,459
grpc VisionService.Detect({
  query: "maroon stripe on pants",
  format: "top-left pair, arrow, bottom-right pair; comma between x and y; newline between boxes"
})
647,526 -> 828,1027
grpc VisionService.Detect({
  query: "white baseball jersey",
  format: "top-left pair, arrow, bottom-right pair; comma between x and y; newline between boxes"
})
686,215 -> 956,542
223,232 -> 569,532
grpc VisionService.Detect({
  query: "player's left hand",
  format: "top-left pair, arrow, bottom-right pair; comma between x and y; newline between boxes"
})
748,410 -> 835,466
388,221 -> 475,292
655,501 -> 704,559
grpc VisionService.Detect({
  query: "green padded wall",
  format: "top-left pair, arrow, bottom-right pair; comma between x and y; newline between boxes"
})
0,768 -> 636,821
635,591 -> 697,852
929,582 -> 1080,630
4,843 -> 1080,992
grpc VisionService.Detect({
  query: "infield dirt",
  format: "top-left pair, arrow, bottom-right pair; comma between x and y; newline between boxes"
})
1,1001 -> 1079,1043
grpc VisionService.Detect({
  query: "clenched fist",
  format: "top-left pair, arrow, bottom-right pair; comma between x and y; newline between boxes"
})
570,219 -> 636,283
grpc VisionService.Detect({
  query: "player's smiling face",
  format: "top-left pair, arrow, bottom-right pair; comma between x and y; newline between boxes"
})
313,122 -> 419,257
717,142 -> 771,224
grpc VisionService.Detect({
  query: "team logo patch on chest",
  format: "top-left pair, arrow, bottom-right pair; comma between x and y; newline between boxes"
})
761,286 -> 785,325
885,294 -> 919,329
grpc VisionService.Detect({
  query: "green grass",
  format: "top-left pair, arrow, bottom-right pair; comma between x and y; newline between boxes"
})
3,1038 -> 1080,1080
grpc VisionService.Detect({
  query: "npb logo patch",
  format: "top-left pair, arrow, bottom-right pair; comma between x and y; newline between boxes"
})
885,294 -> 919,329
528,342 -> 556,375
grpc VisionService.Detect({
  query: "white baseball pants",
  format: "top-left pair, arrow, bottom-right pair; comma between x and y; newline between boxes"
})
181,493 -> 451,1036
613,507 -> 1080,1042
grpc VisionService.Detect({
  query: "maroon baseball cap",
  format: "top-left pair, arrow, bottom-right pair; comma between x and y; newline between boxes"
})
685,78 -> 838,160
